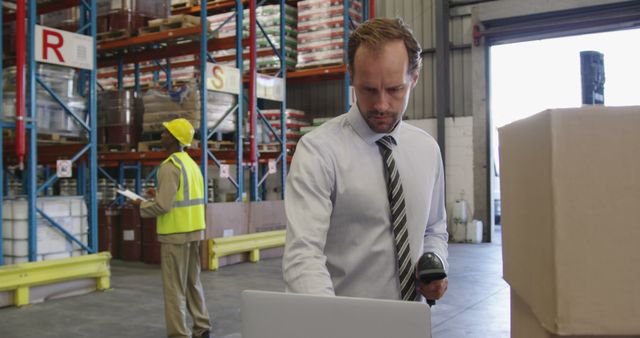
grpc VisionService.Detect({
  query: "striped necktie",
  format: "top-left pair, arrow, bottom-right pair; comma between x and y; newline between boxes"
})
376,135 -> 417,301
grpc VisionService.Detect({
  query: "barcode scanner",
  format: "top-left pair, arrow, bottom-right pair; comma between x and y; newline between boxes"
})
417,252 -> 447,306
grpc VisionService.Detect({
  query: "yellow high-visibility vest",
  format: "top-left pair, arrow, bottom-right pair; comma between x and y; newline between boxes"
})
157,151 -> 206,235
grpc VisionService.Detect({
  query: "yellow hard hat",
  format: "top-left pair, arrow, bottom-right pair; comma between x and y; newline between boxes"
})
162,118 -> 195,147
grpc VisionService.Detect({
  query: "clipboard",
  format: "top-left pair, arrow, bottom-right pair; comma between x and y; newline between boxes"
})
116,189 -> 148,202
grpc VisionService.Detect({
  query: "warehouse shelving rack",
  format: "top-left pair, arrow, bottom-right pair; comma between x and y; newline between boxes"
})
92,0 -> 371,203
92,0 -> 249,203
0,0 -> 100,265
93,0 -> 292,202
1,0 -> 372,266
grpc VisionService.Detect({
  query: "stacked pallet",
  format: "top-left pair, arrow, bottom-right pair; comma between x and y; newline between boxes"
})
37,0 -> 167,43
261,109 -> 309,154
2,197 -> 89,264
140,81 -> 236,150
2,65 -> 87,138
297,0 -> 363,69
97,90 -> 144,149
208,4 -> 298,72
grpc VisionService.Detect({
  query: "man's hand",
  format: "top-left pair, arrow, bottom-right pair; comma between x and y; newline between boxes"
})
417,277 -> 448,301
146,188 -> 156,199
130,199 -> 143,207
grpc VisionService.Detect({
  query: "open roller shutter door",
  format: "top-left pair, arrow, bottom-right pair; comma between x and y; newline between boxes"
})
480,1 -> 640,46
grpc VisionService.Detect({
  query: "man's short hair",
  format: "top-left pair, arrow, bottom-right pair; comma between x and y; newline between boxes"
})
348,17 -> 423,76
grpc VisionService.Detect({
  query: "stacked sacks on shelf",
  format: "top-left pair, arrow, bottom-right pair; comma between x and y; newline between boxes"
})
141,81 -> 236,146
261,109 -> 309,154
97,57 -> 199,91
2,64 -> 87,138
39,0 -> 167,37
2,197 -> 89,264
296,0 -> 363,69
208,4 -> 298,72
97,89 -> 143,147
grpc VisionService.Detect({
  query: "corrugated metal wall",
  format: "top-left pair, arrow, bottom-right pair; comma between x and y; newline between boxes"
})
376,0 -> 436,120
286,80 -> 345,120
287,1 -> 473,120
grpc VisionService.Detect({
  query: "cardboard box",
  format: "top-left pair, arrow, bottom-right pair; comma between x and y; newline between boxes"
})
499,106 -> 640,335
248,201 -> 286,259
204,202 -> 250,268
205,202 -> 248,239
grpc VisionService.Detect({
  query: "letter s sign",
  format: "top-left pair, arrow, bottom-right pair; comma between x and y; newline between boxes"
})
205,62 -> 240,95
211,65 -> 224,90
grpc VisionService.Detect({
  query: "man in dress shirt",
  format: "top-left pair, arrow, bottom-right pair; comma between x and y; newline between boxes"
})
283,17 -> 449,302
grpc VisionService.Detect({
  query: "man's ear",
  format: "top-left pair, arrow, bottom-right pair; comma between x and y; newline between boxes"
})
410,71 -> 420,89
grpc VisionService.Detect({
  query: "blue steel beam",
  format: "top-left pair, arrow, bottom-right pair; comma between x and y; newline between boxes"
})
28,0 -> 38,261
278,0 -> 287,200
199,0 -> 209,204
206,105 -> 238,139
77,161 -> 85,195
88,0 -> 99,252
364,0 -> 370,21
36,78 -> 90,131
36,208 -> 93,253
98,166 -> 118,185
37,143 -> 91,194
256,20 -> 279,56
165,58 -> 172,90
257,108 -> 282,144
235,0 -> 244,202
144,166 -> 158,185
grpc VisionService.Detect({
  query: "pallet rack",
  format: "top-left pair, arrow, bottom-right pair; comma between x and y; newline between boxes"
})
0,0 -> 99,265
1,0 -> 372,267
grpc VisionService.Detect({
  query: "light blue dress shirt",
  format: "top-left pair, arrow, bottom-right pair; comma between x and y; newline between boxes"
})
283,104 -> 449,300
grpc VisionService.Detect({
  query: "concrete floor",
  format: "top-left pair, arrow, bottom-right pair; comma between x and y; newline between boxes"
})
0,229 -> 510,338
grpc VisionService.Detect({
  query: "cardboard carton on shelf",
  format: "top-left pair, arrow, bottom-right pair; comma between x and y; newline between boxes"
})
202,202 -> 249,269
248,200 -> 286,259
499,106 -> 640,336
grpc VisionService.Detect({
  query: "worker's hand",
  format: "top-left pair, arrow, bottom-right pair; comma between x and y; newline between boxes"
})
130,199 -> 143,207
417,277 -> 448,301
146,188 -> 156,198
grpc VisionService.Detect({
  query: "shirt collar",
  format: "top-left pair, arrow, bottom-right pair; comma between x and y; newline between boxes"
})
346,104 -> 402,146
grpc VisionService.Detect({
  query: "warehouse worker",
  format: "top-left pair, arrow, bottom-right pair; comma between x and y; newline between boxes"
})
132,118 -> 212,338
283,18 -> 449,302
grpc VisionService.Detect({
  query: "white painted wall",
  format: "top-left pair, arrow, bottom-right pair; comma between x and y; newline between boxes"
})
406,117 -> 475,229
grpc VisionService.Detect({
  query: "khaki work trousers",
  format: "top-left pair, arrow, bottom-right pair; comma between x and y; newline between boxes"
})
161,241 -> 211,338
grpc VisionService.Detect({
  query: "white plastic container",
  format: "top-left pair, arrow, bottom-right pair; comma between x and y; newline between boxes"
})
465,220 -> 483,243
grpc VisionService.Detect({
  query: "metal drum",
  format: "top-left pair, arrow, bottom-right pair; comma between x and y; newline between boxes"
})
119,204 -> 142,262
98,204 -> 121,259
142,217 -> 160,265
98,90 -> 143,146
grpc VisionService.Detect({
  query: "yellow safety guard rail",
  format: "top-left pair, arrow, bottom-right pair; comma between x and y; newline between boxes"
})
208,230 -> 286,271
0,252 -> 112,307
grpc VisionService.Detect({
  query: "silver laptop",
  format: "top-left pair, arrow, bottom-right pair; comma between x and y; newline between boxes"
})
241,290 -> 431,338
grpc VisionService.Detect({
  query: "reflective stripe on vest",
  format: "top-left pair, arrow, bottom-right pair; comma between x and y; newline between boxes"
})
168,154 -> 206,208
156,152 -> 206,235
